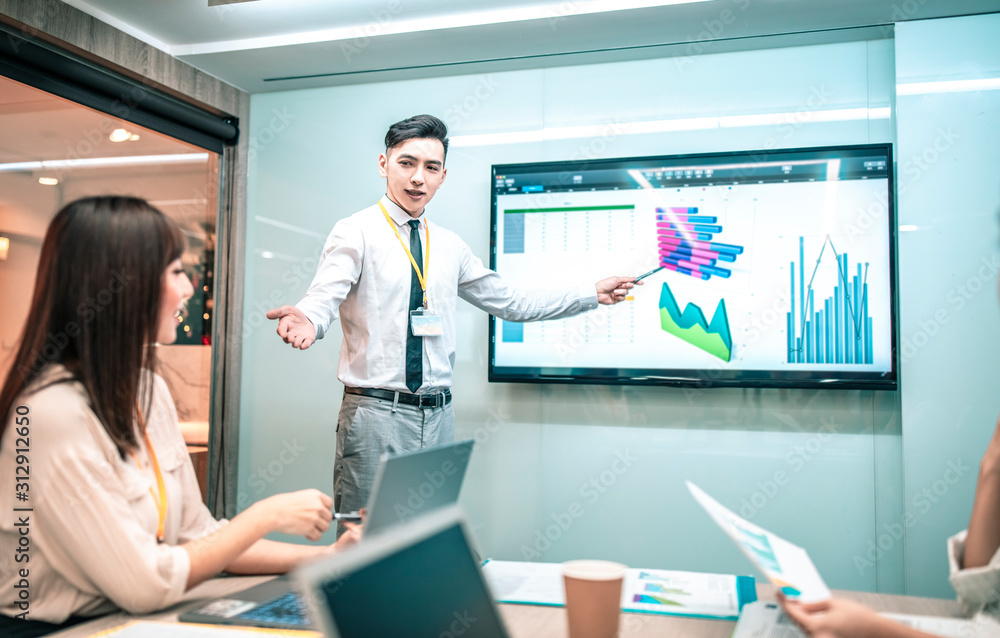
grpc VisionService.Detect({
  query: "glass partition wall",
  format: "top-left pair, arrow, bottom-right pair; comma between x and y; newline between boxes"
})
0,74 -> 220,501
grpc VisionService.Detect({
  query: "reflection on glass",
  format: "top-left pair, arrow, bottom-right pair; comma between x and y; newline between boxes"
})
0,74 -> 219,502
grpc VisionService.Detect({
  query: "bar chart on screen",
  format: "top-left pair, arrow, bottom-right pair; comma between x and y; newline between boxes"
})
655,206 -> 744,280
787,235 -> 873,365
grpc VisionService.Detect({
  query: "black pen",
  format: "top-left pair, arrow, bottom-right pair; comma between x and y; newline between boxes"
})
632,265 -> 665,283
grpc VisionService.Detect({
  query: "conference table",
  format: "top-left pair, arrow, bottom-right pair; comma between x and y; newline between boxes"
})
50,574 -> 965,637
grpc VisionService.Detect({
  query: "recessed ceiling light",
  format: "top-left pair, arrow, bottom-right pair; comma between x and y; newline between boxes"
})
110,128 -> 132,142
38,177 -> 59,185
130,134 -> 141,141
0,236 -> 9,260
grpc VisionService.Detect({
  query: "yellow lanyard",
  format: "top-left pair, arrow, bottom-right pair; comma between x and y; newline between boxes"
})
380,200 -> 430,308
132,406 -> 167,543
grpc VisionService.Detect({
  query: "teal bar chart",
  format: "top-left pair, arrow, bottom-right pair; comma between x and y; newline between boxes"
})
787,236 -> 873,365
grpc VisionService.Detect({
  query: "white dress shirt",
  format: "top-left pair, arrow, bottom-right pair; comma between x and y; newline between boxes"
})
0,365 -> 225,622
948,529 -> 1000,632
296,196 -> 598,393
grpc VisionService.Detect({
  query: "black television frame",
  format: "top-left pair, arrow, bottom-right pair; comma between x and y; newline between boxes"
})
487,143 -> 898,391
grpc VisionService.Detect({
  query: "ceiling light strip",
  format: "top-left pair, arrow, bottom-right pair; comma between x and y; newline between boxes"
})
172,0 -> 712,56
0,153 -> 210,173
897,77 -> 1000,96
451,107 -> 891,147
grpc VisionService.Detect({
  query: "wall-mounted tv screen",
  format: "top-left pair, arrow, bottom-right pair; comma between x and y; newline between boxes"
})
488,144 -> 897,390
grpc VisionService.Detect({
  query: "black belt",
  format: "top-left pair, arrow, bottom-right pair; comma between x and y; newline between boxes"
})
345,386 -> 452,409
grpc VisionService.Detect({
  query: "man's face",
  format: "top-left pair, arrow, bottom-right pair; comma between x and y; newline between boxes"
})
379,137 -> 447,217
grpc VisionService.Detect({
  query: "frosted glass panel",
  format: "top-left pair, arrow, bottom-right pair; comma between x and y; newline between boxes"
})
895,14 -> 1000,598
241,37 -> 899,591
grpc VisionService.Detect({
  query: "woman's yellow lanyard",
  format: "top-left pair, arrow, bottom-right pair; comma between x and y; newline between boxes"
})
380,200 -> 430,308
132,405 -> 167,543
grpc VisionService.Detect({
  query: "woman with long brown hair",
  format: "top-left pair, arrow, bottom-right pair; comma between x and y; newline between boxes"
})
0,196 -> 358,636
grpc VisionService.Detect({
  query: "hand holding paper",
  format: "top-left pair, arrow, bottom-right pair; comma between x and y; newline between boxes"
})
686,481 -> 831,604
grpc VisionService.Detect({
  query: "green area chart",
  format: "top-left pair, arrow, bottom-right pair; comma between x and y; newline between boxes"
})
659,281 -> 733,362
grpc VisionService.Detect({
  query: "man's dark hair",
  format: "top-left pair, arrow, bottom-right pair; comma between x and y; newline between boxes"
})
385,114 -> 449,160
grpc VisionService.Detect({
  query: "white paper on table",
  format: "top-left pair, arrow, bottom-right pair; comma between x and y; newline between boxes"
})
731,602 -> 803,638
733,601 -> 983,638
481,560 -> 748,620
93,620 -> 317,637
686,481 -> 831,603
481,560 -> 564,606
884,611 -> 998,637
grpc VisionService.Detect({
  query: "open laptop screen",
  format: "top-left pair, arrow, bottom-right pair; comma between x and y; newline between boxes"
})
300,508 -> 508,638
364,439 -> 474,536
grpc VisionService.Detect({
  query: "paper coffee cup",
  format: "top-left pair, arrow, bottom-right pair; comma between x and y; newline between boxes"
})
562,560 -> 628,638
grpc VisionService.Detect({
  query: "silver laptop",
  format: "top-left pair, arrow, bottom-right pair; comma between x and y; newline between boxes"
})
179,439 -> 475,630
296,505 -> 511,638
363,438 -> 474,536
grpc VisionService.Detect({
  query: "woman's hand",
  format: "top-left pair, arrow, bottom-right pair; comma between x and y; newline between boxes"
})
777,594 -> 931,638
331,522 -> 362,553
257,489 -> 334,541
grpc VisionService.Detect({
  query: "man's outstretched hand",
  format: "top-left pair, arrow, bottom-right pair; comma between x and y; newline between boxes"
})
267,305 -> 317,350
596,276 -> 641,305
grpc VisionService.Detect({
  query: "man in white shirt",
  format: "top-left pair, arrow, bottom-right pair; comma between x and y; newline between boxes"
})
267,114 -> 637,527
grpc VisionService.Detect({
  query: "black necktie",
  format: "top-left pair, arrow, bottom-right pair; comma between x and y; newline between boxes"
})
405,219 -> 423,393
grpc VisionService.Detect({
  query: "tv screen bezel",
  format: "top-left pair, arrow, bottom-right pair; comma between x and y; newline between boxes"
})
487,143 -> 898,391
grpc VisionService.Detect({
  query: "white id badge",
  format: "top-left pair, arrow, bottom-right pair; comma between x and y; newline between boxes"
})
411,308 -> 443,336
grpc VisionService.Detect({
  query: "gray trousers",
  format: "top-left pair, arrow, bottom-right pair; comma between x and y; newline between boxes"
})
334,391 -> 455,535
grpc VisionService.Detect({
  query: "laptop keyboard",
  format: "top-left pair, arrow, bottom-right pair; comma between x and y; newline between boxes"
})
235,592 -> 311,626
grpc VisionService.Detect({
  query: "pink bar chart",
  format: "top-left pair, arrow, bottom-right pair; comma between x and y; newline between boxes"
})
656,207 -> 744,280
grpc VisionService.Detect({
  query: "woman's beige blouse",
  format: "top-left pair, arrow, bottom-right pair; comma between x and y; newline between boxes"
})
0,365 -> 225,622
